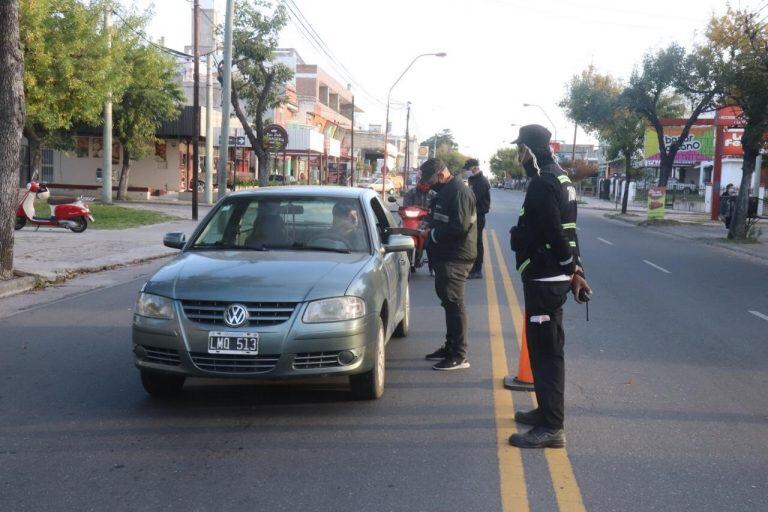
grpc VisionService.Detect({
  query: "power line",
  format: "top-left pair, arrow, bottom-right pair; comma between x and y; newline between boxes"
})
280,0 -> 386,109
112,6 -> 194,60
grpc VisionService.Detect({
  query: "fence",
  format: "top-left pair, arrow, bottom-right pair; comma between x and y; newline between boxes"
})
632,182 -> 708,213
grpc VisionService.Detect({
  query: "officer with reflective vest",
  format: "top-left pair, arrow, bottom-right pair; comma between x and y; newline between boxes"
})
508,124 -> 592,449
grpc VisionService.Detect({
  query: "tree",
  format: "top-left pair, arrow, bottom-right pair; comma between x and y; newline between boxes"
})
489,147 -> 523,181
228,0 -> 293,187
563,66 -> 689,213
621,43 -> 717,187
708,8 -> 768,240
435,143 -> 470,174
0,0 -> 25,280
20,0 -> 120,177
420,129 -> 458,154
113,43 -> 183,199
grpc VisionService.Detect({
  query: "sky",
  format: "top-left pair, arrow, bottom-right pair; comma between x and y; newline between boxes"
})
120,0 -> 765,167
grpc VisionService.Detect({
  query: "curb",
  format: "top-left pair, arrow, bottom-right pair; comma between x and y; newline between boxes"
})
3,252 -> 177,300
604,214 -> 768,263
0,275 -> 38,299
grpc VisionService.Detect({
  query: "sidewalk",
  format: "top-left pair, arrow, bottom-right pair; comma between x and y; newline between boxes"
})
581,195 -> 768,262
10,204 -> 211,282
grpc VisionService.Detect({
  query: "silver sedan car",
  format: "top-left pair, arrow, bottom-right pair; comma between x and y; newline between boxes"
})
132,187 -> 413,400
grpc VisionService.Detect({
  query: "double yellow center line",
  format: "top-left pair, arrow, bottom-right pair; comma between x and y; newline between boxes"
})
484,229 -> 587,512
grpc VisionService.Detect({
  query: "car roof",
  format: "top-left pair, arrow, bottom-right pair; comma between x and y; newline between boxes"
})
227,185 -> 377,201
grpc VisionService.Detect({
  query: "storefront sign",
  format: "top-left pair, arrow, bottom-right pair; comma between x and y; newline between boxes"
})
644,126 -> 715,166
262,124 -> 289,152
723,129 -> 744,157
647,187 -> 666,220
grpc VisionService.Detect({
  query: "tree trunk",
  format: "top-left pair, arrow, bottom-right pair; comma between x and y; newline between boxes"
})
621,154 -> 631,214
0,0 -> 25,280
728,144 -> 758,240
257,148 -> 268,187
658,153 -> 673,188
117,145 -> 130,200
23,125 -> 41,181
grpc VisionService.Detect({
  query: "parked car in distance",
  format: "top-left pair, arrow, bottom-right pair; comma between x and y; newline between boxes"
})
132,186 -> 413,400
267,174 -> 297,185
666,178 -> 699,194
365,178 -> 396,195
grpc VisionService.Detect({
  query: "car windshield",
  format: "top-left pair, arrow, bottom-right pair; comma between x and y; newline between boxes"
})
190,196 -> 370,253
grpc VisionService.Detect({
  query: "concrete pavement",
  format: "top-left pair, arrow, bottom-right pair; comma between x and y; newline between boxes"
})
11,202 -> 211,281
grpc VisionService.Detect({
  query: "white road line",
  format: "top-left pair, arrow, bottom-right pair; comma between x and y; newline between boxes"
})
597,237 -> 613,245
749,310 -> 768,322
643,259 -> 672,274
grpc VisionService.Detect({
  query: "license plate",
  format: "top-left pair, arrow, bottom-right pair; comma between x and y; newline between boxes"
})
207,331 -> 259,354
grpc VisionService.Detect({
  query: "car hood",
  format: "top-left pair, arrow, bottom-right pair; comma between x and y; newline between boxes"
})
143,250 -> 372,303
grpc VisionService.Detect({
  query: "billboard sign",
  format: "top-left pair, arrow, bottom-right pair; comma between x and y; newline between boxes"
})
644,126 -> 715,166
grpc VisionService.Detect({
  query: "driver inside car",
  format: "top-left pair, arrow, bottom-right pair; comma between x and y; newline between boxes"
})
329,201 -> 365,249
247,201 -> 288,247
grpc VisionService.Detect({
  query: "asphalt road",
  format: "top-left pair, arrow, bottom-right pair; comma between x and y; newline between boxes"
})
1,189 -> 766,511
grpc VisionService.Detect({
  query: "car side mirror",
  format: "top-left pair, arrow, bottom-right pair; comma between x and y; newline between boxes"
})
387,195 -> 397,203
163,232 -> 186,249
382,234 -> 414,254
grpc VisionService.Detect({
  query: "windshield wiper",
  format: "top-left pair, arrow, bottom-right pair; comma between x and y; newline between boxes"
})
291,242 -> 351,254
191,242 -> 269,251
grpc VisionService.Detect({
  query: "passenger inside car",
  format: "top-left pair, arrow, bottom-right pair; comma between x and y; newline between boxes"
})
247,201 -> 288,247
329,201 -> 366,249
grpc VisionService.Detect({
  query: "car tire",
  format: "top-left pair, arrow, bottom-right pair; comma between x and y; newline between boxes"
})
393,285 -> 410,338
140,370 -> 186,397
350,317 -> 385,400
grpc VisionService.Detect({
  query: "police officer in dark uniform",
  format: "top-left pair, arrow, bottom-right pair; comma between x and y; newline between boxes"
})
420,158 -> 478,371
465,158 -> 491,279
508,125 -> 592,449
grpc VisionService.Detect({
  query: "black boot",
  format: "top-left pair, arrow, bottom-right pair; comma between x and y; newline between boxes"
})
514,409 -> 542,426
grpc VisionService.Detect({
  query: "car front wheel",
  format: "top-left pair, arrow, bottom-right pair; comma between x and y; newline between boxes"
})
140,370 -> 186,397
350,317 -> 385,400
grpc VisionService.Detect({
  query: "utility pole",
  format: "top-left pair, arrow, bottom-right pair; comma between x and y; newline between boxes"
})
205,54 -> 214,204
101,3 -> 113,204
404,101 -> 411,189
432,137 -> 437,159
217,0 -> 235,201
192,0 -> 200,219
350,91 -> 355,187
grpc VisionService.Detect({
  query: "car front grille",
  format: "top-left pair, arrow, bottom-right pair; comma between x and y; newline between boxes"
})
293,351 -> 343,370
190,352 -> 280,374
181,300 -> 297,327
142,346 -> 181,366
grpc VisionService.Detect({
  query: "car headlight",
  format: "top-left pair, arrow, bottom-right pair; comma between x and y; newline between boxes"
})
135,292 -> 175,320
303,297 -> 366,323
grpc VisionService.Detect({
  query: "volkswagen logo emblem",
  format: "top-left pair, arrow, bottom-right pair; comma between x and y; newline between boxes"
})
223,303 -> 249,328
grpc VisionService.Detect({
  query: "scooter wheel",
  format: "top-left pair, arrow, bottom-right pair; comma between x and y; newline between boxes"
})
70,216 -> 88,233
14,216 -> 26,230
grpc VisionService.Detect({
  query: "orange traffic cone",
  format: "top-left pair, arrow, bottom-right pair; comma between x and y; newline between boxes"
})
503,309 -> 535,392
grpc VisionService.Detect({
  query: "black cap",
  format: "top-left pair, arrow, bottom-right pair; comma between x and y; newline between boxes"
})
419,158 -> 446,183
511,124 -> 552,150
463,158 -> 479,170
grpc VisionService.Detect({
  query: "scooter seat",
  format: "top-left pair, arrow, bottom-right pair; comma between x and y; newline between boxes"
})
47,196 -> 79,205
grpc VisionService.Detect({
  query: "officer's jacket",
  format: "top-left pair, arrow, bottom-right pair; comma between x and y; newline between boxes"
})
429,176 -> 477,262
510,163 -> 581,280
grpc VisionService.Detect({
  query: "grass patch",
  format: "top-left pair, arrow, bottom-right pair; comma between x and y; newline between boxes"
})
34,200 -> 178,230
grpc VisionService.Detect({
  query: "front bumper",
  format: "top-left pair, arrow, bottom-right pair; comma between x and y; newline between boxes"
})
132,301 -> 379,380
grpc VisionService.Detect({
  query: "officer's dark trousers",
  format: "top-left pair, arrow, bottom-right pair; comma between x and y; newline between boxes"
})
523,280 -> 571,430
433,259 -> 472,359
470,214 -> 486,274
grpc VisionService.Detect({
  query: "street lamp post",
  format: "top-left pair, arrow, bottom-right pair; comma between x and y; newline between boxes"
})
382,52 -> 446,200
522,103 -> 557,142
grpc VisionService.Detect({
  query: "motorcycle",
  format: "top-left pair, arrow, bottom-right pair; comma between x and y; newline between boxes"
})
397,205 -> 430,272
15,181 -> 94,233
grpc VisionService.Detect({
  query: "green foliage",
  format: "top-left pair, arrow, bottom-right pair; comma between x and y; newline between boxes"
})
489,147 -> 523,180
420,130 -> 458,152
230,0 -> 293,187
113,42 -> 184,159
21,0 -> 120,139
435,143 -> 470,174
